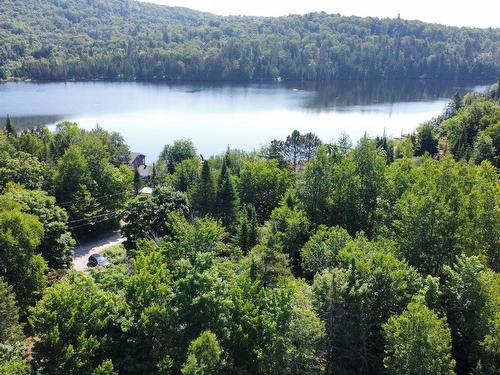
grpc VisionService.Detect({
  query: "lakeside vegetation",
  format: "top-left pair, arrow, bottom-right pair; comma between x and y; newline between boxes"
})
0,83 -> 499,374
0,0 -> 499,82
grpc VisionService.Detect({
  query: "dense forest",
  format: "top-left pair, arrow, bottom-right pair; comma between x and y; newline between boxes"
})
0,0 -> 499,81
0,83 -> 499,374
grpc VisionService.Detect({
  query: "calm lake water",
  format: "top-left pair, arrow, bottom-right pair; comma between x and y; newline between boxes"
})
0,80 -> 488,160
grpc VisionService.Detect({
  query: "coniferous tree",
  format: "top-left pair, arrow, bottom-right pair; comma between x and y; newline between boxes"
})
5,115 -> 16,137
151,163 -> 156,188
216,159 -> 238,231
237,206 -> 249,252
133,168 -> 142,195
247,204 -> 258,250
237,204 -> 258,253
193,160 -> 216,217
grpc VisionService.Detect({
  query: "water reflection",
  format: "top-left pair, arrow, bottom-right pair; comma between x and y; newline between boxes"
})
0,80 -> 488,158
0,115 -> 65,129
290,80 -> 488,110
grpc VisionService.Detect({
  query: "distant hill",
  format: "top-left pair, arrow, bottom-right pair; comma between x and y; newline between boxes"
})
0,0 -> 499,81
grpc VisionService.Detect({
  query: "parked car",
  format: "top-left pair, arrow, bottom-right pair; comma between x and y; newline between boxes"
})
87,253 -> 109,268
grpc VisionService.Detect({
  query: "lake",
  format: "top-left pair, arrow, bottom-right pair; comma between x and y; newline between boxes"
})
0,80 -> 488,160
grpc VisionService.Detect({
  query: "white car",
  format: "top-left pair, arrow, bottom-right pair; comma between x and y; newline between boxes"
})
87,254 -> 109,268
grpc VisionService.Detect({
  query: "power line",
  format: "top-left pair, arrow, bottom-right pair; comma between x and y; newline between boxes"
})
66,210 -> 124,225
68,211 -> 123,230
56,191 -> 130,207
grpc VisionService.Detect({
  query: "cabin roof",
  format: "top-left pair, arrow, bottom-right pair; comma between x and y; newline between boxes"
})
129,152 -> 145,164
137,164 -> 151,177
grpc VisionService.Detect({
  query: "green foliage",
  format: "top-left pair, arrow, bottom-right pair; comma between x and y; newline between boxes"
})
0,198 -> 47,310
440,97 -> 499,162
312,237 -> 421,374
0,359 -> 29,375
2,0 -> 497,81
4,116 -> 16,137
330,137 -> 386,236
248,245 -> 292,289
238,159 -> 290,221
383,297 -> 455,375
53,144 -> 98,221
236,204 -> 258,254
29,273 -> 128,375
160,140 -> 197,170
123,247 -> 174,373
0,278 -> 26,373
471,132 -> 496,165
192,160 -> 217,217
415,122 -> 439,157
0,150 -> 45,191
92,360 -> 118,375
133,168 -> 142,195
216,159 -> 238,231
441,255 -> 498,374
170,158 -> 201,195
101,244 -> 127,265
393,136 -> 415,159
298,145 -> 335,226
254,280 -> 326,375
301,225 -> 351,275
162,214 -> 228,264
181,331 -> 223,375
282,130 -> 323,169
390,157 -> 499,275
0,89 -> 499,375
3,184 -> 75,269
0,278 -> 23,345
267,200 -> 310,274
51,125 -> 132,232
122,185 -> 189,247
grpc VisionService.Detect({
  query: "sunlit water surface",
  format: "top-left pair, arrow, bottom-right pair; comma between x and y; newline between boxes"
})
0,80 -> 488,159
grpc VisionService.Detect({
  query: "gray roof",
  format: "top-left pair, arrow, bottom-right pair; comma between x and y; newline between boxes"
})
129,152 -> 144,164
137,164 -> 151,178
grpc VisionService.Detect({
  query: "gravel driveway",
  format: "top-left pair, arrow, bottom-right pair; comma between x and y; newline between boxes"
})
73,230 -> 125,271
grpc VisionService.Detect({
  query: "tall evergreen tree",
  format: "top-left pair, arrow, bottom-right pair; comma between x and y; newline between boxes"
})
237,204 -> 258,253
193,160 -> 216,217
151,163 -> 156,188
216,159 -> 238,231
133,168 -> 143,195
247,204 -> 258,250
5,115 -> 16,137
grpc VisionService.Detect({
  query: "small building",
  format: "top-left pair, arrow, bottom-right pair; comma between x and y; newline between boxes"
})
129,152 -> 152,182
129,153 -> 146,169
139,187 -> 153,195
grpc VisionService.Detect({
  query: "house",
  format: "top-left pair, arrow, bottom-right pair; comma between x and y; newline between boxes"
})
129,153 -> 146,169
129,152 -> 152,182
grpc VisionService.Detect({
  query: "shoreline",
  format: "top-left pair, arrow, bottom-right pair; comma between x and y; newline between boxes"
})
0,77 -> 494,85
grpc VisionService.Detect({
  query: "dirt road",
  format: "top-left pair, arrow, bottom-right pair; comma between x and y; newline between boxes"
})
73,230 -> 125,271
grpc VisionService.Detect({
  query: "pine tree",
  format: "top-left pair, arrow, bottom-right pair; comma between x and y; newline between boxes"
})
193,160 -> 216,217
151,163 -> 156,188
237,207 -> 249,252
5,115 -> 16,137
247,204 -> 258,250
216,159 -> 238,231
452,92 -> 462,112
133,168 -> 142,194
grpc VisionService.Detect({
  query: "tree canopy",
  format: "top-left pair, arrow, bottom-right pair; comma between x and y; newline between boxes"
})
0,0 -> 498,81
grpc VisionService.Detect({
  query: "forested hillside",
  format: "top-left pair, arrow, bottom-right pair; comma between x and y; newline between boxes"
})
1,83 -> 499,374
0,0 -> 499,81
